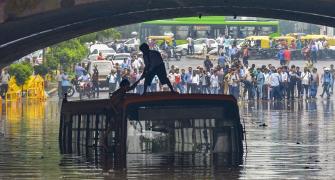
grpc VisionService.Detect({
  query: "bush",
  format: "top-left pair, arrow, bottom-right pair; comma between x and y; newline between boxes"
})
34,64 -> 48,76
9,62 -> 33,86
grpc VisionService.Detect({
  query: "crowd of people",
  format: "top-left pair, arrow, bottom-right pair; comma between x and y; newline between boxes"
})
60,35 -> 335,102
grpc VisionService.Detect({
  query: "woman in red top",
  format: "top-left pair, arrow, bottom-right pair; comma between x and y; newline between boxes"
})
283,47 -> 291,66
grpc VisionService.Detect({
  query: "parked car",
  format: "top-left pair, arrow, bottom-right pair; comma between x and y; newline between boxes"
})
116,38 -> 140,53
208,39 -> 245,55
88,43 -> 116,60
87,60 -> 113,88
176,38 -> 217,55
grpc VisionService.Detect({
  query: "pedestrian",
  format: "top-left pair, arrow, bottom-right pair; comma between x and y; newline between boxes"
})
242,45 -> 249,67
310,68 -> 319,99
256,68 -> 265,100
92,66 -> 99,98
301,67 -> 311,99
320,67 -> 332,99
210,70 -> 219,94
311,42 -> 318,64
283,47 -> 291,66
287,65 -> 297,100
269,69 -> 281,100
107,70 -> 117,94
204,55 -> 213,72
277,48 -> 285,66
61,71 -> 70,98
174,69 -> 184,93
191,70 -> 200,93
218,52 -> 226,68
229,68 -> 240,99
185,67 -> 193,93
0,69 -> 10,98
296,66 -> 302,98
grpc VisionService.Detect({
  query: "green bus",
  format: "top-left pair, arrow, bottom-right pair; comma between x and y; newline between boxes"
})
140,16 -> 280,42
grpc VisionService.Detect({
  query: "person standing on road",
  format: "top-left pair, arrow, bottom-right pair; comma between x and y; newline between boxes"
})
277,48 -> 285,66
301,67 -> 311,99
217,34 -> 225,55
218,52 -> 226,68
210,70 -> 219,94
0,69 -> 10,98
284,47 -> 291,66
107,70 -> 117,94
310,68 -> 319,99
92,66 -> 99,98
311,42 -> 318,64
320,67 -> 332,99
139,43 -> 175,94
186,36 -> 194,55
185,67 -> 193,93
329,64 -> 335,94
204,55 -> 213,72
61,71 -> 70,98
256,68 -> 265,100
242,46 -> 249,67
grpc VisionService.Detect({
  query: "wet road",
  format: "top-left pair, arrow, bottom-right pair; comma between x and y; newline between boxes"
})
1,96 -> 335,179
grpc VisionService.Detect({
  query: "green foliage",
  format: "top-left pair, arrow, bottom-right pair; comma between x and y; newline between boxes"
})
34,64 -> 48,76
45,38 -> 88,71
78,28 -> 121,43
8,62 -> 33,86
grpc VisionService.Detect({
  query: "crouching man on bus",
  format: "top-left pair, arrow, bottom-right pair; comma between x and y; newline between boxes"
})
139,43 -> 175,94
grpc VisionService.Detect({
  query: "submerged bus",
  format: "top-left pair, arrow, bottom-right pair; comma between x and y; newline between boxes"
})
140,16 -> 280,42
59,93 -> 244,169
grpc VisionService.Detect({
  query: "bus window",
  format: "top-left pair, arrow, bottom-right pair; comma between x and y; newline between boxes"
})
176,26 -> 189,39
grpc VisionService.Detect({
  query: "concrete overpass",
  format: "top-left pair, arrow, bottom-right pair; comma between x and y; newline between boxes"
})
1,0 -> 335,67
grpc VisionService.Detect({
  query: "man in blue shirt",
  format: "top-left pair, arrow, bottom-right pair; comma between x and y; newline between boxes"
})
218,53 -> 226,67
75,63 -> 85,77
321,67 -> 333,99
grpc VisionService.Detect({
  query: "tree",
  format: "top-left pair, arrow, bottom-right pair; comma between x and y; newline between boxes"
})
78,28 -> 121,43
45,38 -> 88,71
8,62 -> 33,87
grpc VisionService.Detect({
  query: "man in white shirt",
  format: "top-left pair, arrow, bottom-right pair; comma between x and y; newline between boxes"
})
210,71 -> 219,94
301,67 -> 311,99
0,69 -> 10,98
191,70 -> 200,93
269,69 -> 282,100
216,34 -> 225,55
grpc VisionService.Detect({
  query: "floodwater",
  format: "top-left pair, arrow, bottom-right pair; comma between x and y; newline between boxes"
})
0,98 -> 335,179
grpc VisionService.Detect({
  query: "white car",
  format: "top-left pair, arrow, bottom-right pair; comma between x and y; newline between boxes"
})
176,38 -> 217,55
208,39 -> 245,55
117,38 -> 140,52
109,53 -> 131,65
88,43 -> 116,60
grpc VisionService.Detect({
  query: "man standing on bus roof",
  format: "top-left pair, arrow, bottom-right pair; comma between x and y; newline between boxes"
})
139,43 -> 175,94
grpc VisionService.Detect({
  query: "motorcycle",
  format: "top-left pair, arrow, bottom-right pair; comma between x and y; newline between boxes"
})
78,80 -> 93,100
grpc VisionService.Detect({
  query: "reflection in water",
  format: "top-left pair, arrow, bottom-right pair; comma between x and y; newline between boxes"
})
1,99 -> 335,179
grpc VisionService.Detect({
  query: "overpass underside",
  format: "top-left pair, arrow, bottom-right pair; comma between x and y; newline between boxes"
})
0,0 -> 335,66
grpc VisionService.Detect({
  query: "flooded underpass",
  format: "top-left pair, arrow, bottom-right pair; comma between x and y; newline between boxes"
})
0,98 -> 335,179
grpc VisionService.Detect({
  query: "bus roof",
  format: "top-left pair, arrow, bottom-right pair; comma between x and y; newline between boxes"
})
143,16 -> 279,26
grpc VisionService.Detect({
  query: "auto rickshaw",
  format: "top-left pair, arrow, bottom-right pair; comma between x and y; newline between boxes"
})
272,36 -> 296,46
244,36 -> 272,59
300,35 -> 335,46
147,35 -> 173,45
245,36 -> 270,49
